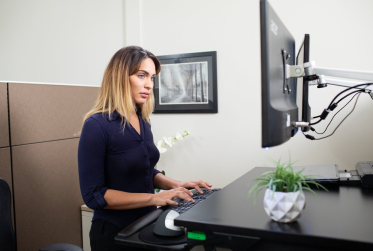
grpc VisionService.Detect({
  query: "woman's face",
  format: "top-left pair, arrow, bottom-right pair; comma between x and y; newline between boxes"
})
129,58 -> 156,105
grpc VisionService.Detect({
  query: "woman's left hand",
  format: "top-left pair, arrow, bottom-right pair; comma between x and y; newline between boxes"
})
178,180 -> 212,194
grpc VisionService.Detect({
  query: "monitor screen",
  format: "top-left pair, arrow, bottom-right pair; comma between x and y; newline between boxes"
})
260,0 -> 298,148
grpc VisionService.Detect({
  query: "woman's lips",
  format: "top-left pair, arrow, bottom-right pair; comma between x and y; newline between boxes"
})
140,93 -> 149,98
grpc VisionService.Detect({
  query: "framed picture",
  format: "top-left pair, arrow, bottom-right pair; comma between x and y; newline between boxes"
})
153,51 -> 218,113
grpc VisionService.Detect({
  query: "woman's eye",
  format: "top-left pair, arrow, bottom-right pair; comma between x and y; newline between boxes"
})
151,76 -> 155,82
138,74 -> 145,79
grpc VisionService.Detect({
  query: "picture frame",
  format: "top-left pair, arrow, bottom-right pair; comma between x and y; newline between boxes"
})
153,51 -> 218,113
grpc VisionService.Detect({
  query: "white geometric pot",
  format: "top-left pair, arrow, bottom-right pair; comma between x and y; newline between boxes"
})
263,189 -> 306,223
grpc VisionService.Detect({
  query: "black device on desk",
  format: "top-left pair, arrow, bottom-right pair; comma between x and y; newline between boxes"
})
293,161 -> 373,188
339,161 -> 373,188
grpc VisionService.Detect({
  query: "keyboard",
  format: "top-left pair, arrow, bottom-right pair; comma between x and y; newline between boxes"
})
116,188 -> 221,239
165,188 -> 221,214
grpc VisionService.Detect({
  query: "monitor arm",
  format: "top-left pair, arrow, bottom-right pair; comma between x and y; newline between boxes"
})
286,61 -> 373,91
304,61 -> 373,93
287,61 -> 373,128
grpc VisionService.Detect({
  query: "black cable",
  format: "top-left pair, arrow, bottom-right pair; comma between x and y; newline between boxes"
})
309,118 -> 322,126
296,41 -> 304,65
304,93 -> 361,140
312,92 -> 360,134
335,89 -> 364,105
327,83 -> 371,109
309,83 -> 371,126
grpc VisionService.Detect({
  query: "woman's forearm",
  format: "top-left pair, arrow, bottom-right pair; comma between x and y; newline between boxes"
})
102,173 -> 211,210
103,189 -> 154,210
153,173 -> 182,190
104,185 -> 195,209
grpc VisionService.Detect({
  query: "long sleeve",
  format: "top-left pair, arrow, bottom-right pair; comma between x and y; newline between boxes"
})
153,168 -> 161,181
77,111 -> 160,229
78,117 -> 108,210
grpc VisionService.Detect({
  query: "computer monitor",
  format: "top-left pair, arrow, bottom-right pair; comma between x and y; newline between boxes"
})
260,0 -> 373,148
260,0 -> 298,148
296,34 -> 311,132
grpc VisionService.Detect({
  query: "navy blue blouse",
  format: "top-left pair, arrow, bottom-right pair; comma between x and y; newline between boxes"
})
78,109 -> 160,229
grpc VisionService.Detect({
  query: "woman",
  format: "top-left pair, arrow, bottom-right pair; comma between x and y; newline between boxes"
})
78,45 -> 212,250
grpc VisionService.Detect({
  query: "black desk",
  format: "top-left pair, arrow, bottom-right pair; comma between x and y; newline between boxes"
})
116,167 -> 373,250
175,167 -> 373,250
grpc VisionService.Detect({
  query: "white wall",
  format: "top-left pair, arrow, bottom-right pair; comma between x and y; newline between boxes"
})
0,0 -> 124,86
127,0 -> 373,188
1,0 -> 372,189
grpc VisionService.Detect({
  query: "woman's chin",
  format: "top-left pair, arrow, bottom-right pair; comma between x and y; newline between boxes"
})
135,99 -> 147,105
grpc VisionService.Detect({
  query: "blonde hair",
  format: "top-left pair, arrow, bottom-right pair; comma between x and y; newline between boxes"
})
82,46 -> 161,127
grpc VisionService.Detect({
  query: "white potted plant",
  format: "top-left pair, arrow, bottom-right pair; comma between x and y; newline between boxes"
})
248,157 -> 328,223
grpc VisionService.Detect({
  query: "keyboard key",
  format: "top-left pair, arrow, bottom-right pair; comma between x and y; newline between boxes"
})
168,188 -> 221,214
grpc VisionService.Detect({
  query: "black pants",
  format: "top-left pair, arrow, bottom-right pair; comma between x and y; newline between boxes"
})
90,219 -> 143,251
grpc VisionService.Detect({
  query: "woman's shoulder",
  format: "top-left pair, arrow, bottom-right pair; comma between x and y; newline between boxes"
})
86,111 -> 119,122
83,112 -> 115,130
85,113 -> 106,124
83,111 -> 121,131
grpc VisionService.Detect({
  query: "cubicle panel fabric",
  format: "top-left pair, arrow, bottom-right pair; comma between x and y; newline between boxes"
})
12,138 -> 83,251
8,83 -> 98,146
0,147 -> 15,231
0,147 -> 12,196
0,82 -> 10,147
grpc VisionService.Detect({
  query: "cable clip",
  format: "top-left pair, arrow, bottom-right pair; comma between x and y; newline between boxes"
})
320,109 -> 330,120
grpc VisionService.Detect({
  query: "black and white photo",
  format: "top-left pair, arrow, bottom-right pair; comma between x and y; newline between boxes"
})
153,51 -> 218,113
159,62 -> 208,105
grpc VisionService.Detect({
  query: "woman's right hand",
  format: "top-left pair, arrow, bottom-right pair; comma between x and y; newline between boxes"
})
152,187 -> 194,207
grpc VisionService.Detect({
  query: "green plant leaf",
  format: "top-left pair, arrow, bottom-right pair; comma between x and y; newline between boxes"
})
248,154 -> 329,204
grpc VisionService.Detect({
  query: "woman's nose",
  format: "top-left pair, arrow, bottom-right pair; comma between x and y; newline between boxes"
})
145,78 -> 153,89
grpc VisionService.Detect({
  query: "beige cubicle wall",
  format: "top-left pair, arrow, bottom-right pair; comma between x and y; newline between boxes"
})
12,139 -> 82,250
0,148 -> 12,190
0,82 -> 13,211
1,82 -> 98,251
8,83 -> 97,145
0,83 -> 9,148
